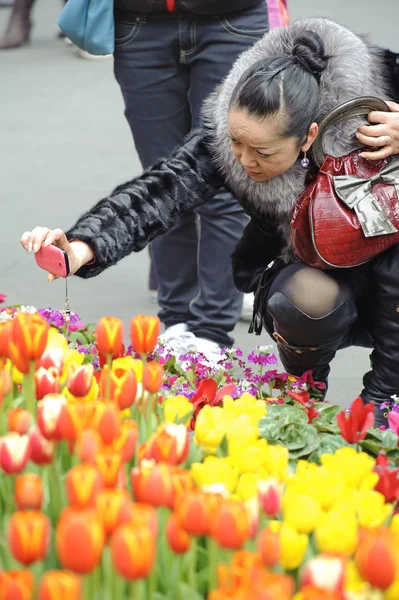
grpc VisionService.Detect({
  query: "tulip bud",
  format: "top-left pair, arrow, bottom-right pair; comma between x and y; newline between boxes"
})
35,367 -> 60,400
175,490 -> 221,537
143,361 -> 164,393
100,365 -> 137,410
56,508 -> 105,574
59,402 -> 98,444
77,429 -> 103,464
356,530 -> 397,590
0,570 -> 34,600
15,474 -> 44,511
258,528 -> 280,568
95,452 -> 123,488
140,423 -> 189,466
258,478 -> 283,518
66,464 -> 103,509
67,364 -> 94,398
38,346 -> 65,374
210,499 -> 250,550
96,489 -> 133,537
0,433 -> 30,474
130,315 -> 160,355
111,524 -> 156,580
166,513 -> 191,554
95,317 -> 124,359
29,427 -> 54,465
8,510 -> 51,565
10,313 -> 49,363
37,394 -> 66,440
128,503 -> 158,537
93,403 -> 121,446
131,460 -> 175,509
38,571 -> 81,600
7,408 -> 33,435
0,320 -> 12,358
112,420 -> 138,463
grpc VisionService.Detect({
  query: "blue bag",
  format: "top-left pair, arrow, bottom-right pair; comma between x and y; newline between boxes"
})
58,0 -> 114,56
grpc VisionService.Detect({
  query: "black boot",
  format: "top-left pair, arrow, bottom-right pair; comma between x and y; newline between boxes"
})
360,248 -> 399,428
267,292 -> 357,394
0,0 -> 35,49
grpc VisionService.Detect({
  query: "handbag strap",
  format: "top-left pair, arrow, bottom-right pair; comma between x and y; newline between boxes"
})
310,97 -> 390,168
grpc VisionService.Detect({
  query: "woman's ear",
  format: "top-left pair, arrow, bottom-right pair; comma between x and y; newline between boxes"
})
301,122 -> 319,152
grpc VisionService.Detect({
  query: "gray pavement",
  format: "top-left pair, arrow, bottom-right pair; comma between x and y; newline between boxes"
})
1,1 -> 398,408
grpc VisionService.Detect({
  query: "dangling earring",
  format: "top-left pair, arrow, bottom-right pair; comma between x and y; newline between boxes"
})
301,151 -> 309,168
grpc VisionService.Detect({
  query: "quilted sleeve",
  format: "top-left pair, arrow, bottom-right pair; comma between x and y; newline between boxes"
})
231,218 -> 282,293
66,130 -> 223,278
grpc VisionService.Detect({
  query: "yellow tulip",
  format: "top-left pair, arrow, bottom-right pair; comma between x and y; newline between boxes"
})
315,507 -> 358,557
46,327 -> 68,350
262,444 -> 289,482
112,356 -> 143,382
385,578 -> 399,600
228,438 -> 268,474
163,395 -> 193,426
285,466 -> 343,511
283,491 -> 321,534
223,393 -> 266,424
225,413 -> 259,444
321,448 -> 377,491
194,405 -> 226,454
235,473 -> 260,501
274,522 -> 308,570
356,491 -> 392,529
191,456 -> 238,494
63,379 -> 99,404
344,561 -> 376,599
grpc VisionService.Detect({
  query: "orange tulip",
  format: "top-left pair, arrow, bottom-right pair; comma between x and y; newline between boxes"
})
56,508 -> 105,574
8,313 -> 49,371
297,587 -> 343,600
29,427 -> 54,465
0,570 -> 34,600
8,510 -> 51,565
111,523 -> 156,580
77,429 -> 103,464
59,402 -> 98,444
15,474 -> 44,511
93,403 -> 121,446
38,347 -> 65,375
356,529 -> 397,590
258,528 -> 280,568
0,367 -> 12,404
167,513 -> 191,554
111,420 -> 138,463
0,433 -> 30,474
37,394 -> 66,441
7,408 -> 33,435
95,317 -> 124,359
66,364 -> 94,398
176,490 -> 221,537
100,365 -> 137,409
35,367 -> 60,400
66,464 -> 103,509
96,489 -> 133,537
171,469 -> 196,508
130,315 -> 160,355
143,361 -> 164,393
95,451 -> 123,488
131,460 -> 175,508
38,571 -> 81,600
0,320 -> 12,358
139,423 -> 189,466
210,499 -> 250,550
128,503 -> 158,537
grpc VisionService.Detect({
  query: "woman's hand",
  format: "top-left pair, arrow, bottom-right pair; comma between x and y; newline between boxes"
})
357,100 -> 399,160
20,227 -> 94,281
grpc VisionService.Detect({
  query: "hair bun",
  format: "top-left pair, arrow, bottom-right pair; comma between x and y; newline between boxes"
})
292,30 -> 328,80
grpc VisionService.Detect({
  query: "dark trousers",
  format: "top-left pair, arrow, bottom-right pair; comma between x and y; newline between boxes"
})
113,2 -> 269,346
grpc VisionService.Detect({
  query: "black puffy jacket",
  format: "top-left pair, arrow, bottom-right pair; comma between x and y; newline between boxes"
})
114,0 -> 261,16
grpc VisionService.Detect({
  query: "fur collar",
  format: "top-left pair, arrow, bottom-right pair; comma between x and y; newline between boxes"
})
202,18 -> 391,254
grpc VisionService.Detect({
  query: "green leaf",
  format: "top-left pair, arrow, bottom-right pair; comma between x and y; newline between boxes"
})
278,406 -> 309,426
380,429 -> 399,450
288,425 -> 320,459
279,423 -> 308,450
359,439 -> 382,456
68,332 -> 89,345
310,433 -> 349,464
316,404 -> 341,422
258,417 -> 283,441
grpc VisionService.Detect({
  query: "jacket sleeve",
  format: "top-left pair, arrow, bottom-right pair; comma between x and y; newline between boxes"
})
231,218 -> 282,293
66,130 -> 224,278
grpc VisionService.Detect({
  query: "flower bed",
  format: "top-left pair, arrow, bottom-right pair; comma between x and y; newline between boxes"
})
1,301 -> 399,599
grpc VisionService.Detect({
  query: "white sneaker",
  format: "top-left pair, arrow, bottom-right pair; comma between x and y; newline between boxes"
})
240,293 -> 254,322
78,49 -> 113,60
158,323 -> 222,367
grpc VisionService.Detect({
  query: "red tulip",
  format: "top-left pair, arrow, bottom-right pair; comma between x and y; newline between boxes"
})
66,364 -> 94,398
130,315 -> 160,355
175,491 -> 221,537
139,423 -> 189,466
131,460 -> 175,508
37,394 -> 66,441
166,513 -> 191,554
38,347 -> 65,375
258,478 -> 283,519
0,320 -> 12,359
336,397 -> 375,443
0,570 -> 34,600
258,528 -> 280,568
373,455 -> 399,503
0,433 -> 30,474
77,429 -> 103,464
15,474 -> 44,511
95,317 -> 124,359
29,427 -> 54,465
8,510 -> 51,565
35,367 -> 60,400
7,408 -> 33,435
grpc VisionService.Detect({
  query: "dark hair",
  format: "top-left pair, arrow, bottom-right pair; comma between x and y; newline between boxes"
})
230,30 -> 329,142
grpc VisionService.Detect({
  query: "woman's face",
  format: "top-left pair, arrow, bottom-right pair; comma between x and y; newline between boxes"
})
228,108 -> 317,182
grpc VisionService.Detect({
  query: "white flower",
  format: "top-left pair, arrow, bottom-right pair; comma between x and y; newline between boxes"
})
256,345 -> 273,355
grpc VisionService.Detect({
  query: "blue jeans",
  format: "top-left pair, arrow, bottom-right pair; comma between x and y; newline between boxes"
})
113,2 -> 269,346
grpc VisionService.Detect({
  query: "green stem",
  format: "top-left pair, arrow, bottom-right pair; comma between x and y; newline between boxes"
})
188,539 -> 198,594
48,444 -> 62,526
105,354 -> 113,400
24,360 -> 36,418
207,537 -> 219,593
146,567 -> 156,600
130,580 -> 144,600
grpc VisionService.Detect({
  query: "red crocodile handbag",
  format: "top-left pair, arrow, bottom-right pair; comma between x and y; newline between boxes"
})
290,97 -> 399,269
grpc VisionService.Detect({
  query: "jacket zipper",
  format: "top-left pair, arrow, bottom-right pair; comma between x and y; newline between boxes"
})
166,0 -> 176,11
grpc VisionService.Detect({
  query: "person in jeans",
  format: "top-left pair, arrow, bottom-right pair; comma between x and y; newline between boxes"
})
112,0 -> 269,361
